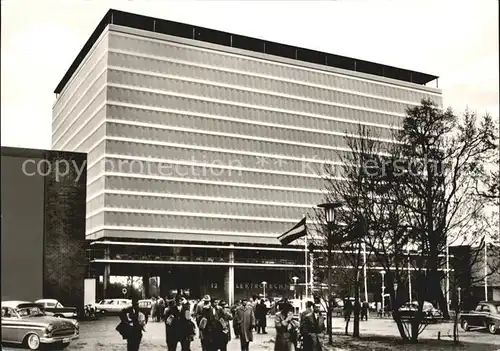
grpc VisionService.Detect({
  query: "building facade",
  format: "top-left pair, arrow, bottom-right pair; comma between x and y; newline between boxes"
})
52,9 -> 442,302
1,147 -> 87,309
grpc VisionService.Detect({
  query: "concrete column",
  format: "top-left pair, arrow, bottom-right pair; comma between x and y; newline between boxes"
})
142,275 -> 150,298
103,246 -> 110,298
227,245 -> 235,305
103,264 -> 110,298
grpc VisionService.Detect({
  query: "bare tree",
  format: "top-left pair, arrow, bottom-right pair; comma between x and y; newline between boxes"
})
315,124 -> 406,340
389,99 -> 497,322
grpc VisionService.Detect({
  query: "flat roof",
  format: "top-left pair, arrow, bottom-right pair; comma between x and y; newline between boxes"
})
1,146 -> 86,159
54,9 -> 439,94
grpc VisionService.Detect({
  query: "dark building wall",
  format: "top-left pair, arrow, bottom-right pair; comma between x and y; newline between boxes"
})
1,155 -> 45,301
1,147 -> 87,309
44,151 -> 87,309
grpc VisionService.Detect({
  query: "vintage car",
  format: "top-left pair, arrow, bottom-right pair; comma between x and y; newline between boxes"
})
94,298 -> 131,315
1,301 -> 79,350
460,301 -> 500,334
35,299 -> 77,319
398,301 -> 443,322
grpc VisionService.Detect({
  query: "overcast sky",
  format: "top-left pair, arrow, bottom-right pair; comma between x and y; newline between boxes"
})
1,0 -> 498,149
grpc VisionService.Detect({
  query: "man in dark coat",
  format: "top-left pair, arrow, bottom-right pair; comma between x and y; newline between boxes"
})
199,298 -> 224,351
300,303 -> 325,351
300,301 -> 314,324
231,300 -> 242,338
164,295 -> 195,351
236,300 -> 255,351
255,299 -> 268,334
119,296 -> 146,351
343,297 -> 353,322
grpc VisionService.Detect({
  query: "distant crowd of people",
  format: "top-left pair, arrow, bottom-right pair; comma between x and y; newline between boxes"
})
116,294 -> 327,351
339,297 -> 370,322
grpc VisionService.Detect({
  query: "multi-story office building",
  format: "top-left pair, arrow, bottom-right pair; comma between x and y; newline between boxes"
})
52,9 -> 442,302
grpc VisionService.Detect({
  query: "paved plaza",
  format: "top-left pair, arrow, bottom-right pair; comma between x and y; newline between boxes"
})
3,316 -> 498,350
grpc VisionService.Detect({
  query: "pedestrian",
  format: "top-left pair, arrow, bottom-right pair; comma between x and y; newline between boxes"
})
198,297 -> 223,351
150,297 -> 157,322
157,297 -> 165,322
164,295 -> 195,351
118,296 -> 147,351
274,301 -> 299,351
217,301 -> 233,351
343,297 -> 352,322
231,300 -> 242,339
361,301 -> 369,321
300,303 -> 325,351
300,301 -> 314,325
235,300 -> 255,351
255,299 -> 268,334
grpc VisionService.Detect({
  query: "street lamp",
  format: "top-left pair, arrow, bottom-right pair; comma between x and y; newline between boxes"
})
457,287 -> 462,306
380,270 -> 386,317
261,281 -> 267,299
318,201 -> 342,345
292,276 -> 299,299
393,282 -> 398,309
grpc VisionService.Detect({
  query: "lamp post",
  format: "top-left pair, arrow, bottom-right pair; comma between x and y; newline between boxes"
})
318,202 -> 342,345
484,238 -> 488,301
292,276 -> 299,299
393,282 -> 398,310
380,270 -> 386,316
457,287 -> 461,306
261,281 -> 267,299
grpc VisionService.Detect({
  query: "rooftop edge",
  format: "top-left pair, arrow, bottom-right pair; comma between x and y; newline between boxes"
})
54,8 -> 439,94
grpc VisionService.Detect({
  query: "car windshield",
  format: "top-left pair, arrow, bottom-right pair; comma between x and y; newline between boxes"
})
17,306 -> 45,317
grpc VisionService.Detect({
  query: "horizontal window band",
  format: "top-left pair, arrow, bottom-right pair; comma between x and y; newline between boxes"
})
106,101 -> 400,143
90,259 -> 306,268
105,118 -> 395,154
107,64 -> 413,117
86,189 -> 315,208
86,207 -> 320,223
110,30 -> 441,96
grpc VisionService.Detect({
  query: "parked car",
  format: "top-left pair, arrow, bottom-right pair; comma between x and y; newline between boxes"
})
35,299 -> 77,319
398,301 -> 443,322
460,301 -> 500,334
95,299 -> 132,315
138,299 -> 152,322
1,301 -> 79,350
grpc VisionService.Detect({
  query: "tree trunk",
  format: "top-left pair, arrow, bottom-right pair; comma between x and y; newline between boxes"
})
344,312 -> 350,336
453,304 -> 460,344
437,285 -> 450,320
392,311 -> 410,341
411,318 -> 420,343
353,282 -> 360,338
327,304 -> 333,343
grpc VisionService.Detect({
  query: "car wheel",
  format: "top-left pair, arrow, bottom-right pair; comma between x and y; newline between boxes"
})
489,324 -> 498,334
461,319 -> 469,331
25,333 -> 41,350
